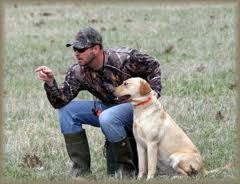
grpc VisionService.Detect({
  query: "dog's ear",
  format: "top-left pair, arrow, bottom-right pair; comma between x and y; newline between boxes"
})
140,80 -> 152,96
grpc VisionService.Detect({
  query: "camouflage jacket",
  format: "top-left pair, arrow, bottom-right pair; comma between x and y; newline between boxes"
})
44,47 -> 161,109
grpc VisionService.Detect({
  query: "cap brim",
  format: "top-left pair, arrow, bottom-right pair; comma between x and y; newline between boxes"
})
66,43 -> 72,47
66,40 -> 86,49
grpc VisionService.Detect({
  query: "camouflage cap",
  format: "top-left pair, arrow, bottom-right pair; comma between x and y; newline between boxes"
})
66,27 -> 102,49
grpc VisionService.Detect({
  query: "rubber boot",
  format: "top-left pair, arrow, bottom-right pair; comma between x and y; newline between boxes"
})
105,140 -> 117,176
110,137 -> 137,179
105,135 -> 138,176
64,129 -> 91,177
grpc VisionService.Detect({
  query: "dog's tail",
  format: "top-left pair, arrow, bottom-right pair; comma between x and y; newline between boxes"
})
186,163 -> 233,177
202,163 -> 233,176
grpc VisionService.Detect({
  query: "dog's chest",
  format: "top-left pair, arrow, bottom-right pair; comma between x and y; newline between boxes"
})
133,108 -> 159,145
133,120 -> 148,147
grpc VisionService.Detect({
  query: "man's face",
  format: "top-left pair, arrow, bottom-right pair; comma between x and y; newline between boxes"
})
73,46 -> 96,66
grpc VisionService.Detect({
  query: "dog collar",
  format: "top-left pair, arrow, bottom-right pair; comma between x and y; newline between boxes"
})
135,96 -> 152,107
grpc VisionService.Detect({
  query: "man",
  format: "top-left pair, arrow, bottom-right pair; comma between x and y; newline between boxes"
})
35,27 -> 161,178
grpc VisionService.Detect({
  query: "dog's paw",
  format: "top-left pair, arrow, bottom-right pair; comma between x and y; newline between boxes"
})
146,175 -> 154,180
137,173 -> 145,180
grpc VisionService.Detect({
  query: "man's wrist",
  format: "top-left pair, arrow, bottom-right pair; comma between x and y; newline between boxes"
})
45,79 -> 54,87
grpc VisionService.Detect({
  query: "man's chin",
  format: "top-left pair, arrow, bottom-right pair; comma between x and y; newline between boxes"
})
77,59 -> 92,66
77,61 -> 87,66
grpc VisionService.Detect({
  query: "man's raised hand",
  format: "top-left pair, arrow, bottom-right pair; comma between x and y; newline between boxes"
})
35,66 -> 54,86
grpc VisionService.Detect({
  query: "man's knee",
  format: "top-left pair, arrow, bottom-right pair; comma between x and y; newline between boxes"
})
99,110 -> 127,142
58,103 -> 71,123
57,103 -> 81,134
98,110 -> 113,131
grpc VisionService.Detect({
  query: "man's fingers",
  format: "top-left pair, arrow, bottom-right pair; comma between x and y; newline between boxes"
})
38,70 -> 51,80
35,66 -> 54,84
43,67 -> 51,73
35,66 -> 53,78
37,75 -> 44,81
43,68 -> 53,77
39,70 -> 48,78
35,66 -> 47,72
37,71 -> 52,82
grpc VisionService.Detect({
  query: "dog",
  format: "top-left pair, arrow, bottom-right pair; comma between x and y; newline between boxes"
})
114,77 -> 204,180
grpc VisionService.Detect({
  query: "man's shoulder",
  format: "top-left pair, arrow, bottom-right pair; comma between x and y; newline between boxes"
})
106,47 -> 137,55
105,47 -> 139,65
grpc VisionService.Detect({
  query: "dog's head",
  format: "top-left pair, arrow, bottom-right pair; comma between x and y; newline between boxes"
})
114,77 -> 153,104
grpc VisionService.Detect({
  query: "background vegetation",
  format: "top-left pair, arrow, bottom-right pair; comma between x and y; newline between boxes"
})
3,1 -> 238,183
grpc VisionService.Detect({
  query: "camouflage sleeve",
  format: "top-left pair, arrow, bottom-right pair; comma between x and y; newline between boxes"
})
44,66 -> 83,109
129,50 -> 162,98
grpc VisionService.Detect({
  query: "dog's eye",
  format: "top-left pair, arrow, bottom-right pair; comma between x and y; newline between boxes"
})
123,82 -> 128,86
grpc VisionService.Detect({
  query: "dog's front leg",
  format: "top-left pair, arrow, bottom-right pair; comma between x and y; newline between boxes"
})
136,142 -> 147,180
147,142 -> 158,180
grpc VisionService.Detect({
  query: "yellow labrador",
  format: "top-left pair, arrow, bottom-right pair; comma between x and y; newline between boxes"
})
114,77 -> 204,180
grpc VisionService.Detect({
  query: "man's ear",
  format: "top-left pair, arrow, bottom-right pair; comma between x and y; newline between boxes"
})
92,45 -> 100,54
140,80 -> 152,96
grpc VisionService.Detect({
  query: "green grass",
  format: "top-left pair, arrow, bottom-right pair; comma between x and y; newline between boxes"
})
3,1 -> 237,183
165,70 -> 235,97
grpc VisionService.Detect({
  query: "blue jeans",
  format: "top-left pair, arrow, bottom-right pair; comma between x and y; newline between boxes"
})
58,100 -> 134,143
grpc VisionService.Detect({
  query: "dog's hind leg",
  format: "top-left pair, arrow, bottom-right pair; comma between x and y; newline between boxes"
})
175,166 -> 188,176
170,152 -> 202,177
176,160 -> 199,176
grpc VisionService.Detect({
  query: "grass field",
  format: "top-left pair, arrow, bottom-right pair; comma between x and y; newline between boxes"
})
3,1 -> 238,183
